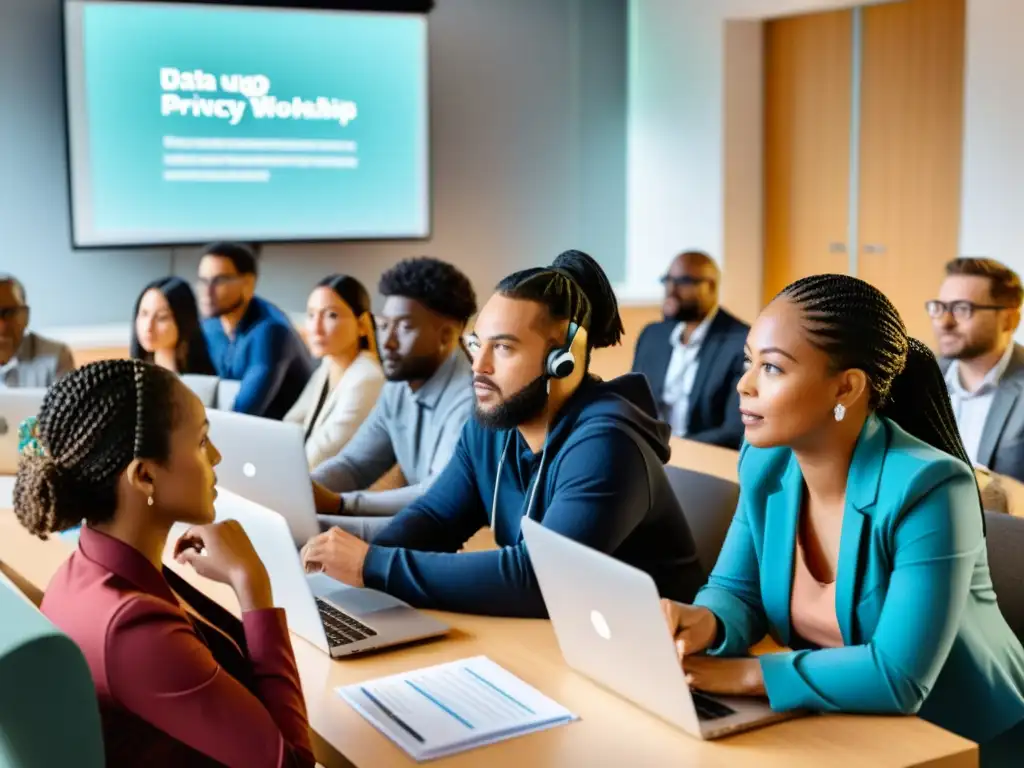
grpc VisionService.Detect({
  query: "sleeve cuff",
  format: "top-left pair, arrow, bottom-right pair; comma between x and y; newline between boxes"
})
241,608 -> 293,658
362,545 -> 395,590
692,588 -> 754,657
758,650 -> 803,711
342,492 -> 361,514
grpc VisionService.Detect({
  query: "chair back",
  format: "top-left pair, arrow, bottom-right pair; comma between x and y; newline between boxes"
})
986,511 -> 1024,641
665,466 -> 739,575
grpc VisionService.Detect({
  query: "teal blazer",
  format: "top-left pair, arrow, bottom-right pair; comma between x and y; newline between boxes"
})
694,414 -> 1024,743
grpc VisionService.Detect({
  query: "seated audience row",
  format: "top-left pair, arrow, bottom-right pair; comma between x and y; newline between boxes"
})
0,274 -> 74,388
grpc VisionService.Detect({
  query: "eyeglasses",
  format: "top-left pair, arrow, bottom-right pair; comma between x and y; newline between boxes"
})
925,300 -> 1012,321
659,275 -> 713,288
195,275 -> 242,291
0,306 -> 29,322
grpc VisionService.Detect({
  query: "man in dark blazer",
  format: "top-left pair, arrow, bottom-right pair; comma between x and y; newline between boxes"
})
631,251 -> 748,449
931,257 -> 1024,482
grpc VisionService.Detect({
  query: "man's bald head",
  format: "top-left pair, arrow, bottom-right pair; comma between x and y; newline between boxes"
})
660,250 -> 720,323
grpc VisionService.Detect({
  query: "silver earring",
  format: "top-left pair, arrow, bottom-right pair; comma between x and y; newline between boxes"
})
834,403 -> 846,422
147,495 -> 154,507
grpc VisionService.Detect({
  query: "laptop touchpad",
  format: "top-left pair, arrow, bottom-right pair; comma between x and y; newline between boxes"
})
307,573 -> 408,614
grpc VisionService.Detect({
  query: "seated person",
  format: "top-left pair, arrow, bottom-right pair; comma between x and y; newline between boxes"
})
198,242 -> 314,419
311,257 -> 476,541
662,274 -> 1024,764
301,250 -> 705,618
929,257 -> 1024,482
13,360 -> 313,767
0,273 -> 74,388
285,274 -> 385,470
632,251 -> 747,449
131,276 -> 216,375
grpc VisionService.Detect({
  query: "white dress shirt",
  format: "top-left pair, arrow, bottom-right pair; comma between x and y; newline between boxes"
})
661,308 -> 717,437
945,342 -> 1016,467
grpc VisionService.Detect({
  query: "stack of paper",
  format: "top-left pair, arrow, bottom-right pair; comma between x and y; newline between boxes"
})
337,655 -> 578,761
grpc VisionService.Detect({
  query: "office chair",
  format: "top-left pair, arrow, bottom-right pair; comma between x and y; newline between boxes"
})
665,466 -> 740,576
0,574 -> 104,768
986,511 -> 1024,642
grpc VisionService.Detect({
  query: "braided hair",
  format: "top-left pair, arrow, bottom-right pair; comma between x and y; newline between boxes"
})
496,250 -> 624,366
779,274 -> 970,468
14,360 -> 180,539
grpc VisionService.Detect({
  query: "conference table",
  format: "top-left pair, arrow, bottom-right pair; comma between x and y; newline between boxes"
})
0,441 -> 979,767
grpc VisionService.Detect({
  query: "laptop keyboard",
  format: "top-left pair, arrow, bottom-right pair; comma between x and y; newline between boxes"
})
692,692 -> 736,721
316,597 -> 377,647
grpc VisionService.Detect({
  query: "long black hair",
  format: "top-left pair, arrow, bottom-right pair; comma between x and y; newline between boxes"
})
779,274 -> 971,469
130,276 -> 215,375
315,274 -> 376,354
495,249 -> 624,368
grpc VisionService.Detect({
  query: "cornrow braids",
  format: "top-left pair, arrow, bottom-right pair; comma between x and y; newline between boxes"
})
496,250 -> 624,357
13,360 -> 180,539
778,274 -> 974,473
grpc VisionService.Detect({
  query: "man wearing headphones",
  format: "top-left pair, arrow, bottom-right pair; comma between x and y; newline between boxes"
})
301,251 -> 704,617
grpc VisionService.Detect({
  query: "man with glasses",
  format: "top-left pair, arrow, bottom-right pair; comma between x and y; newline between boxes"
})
198,242 -> 313,419
631,250 -> 748,449
0,274 -> 74,388
929,257 -> 1024,481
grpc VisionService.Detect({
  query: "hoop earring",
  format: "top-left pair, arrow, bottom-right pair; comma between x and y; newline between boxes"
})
833,403 -> 846,422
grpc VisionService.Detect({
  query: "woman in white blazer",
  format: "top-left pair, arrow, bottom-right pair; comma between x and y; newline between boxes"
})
285,275 -> 385,470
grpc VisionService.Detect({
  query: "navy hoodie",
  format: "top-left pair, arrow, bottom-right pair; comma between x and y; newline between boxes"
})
362,373 -> 705,618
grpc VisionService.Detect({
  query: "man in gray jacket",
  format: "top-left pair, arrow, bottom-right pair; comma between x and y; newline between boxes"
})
0,274 -> 75,388
930,257 -> 1024,482
311,257 -> 476,541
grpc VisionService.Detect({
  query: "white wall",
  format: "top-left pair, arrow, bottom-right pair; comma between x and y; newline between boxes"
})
960,0 -> 1024,273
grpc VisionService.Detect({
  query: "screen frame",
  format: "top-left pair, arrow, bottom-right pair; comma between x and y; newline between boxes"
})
61,0 -> 432,249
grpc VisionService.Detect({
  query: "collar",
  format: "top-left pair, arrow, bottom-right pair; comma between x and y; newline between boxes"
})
233,296 -> 265,337
77,526 -> 178,606
412,349 -> 467,410
945,342 -> 1016,397
669,307 -> 718,348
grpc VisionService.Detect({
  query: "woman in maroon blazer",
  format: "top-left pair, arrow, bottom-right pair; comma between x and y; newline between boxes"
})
13,359 -> 315,767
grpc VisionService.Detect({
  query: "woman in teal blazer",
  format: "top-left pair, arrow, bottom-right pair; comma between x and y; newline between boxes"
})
663,274 -> 1024,764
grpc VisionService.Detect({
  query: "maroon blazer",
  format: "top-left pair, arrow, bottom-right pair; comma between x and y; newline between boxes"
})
42,526 -> 315,767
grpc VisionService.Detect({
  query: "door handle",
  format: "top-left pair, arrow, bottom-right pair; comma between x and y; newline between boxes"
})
863,244 -> 887,254
828,242 -> 847,254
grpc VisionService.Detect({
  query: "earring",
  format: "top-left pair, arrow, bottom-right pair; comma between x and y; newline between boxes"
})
147,495 -> 154,507
834,403 -> 846,422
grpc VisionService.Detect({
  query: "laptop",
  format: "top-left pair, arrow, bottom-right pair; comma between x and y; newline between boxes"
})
205,409 -> 319,547
520,517 -> 800,739
188,489 -> 448,657
0,389 -> 47,474
180,374 -> 220,407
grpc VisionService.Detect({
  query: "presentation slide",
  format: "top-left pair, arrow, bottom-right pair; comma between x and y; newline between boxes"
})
64,0 -> 429,247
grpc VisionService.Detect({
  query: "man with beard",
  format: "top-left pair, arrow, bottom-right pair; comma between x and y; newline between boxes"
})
198,242 -> 313,418
300,250 -> 704,617
931,257 -> 1024,481
310,257 -> 476,540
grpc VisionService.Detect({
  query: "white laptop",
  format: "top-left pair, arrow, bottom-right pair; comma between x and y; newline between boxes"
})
0,389 -> 47,475
520,517 -> 800,740
205,409 -> 319,546
188,489 -> 448,657
181,374 -> 220,407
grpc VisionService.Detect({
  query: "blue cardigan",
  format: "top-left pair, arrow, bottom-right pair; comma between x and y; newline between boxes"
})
695,415 -> 1024,743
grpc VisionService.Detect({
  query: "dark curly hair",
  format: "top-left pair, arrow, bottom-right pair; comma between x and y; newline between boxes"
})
378,257 -> 477,324
779,274 -> 971,469
496,250 -> 624,366
14,360 -> 181,539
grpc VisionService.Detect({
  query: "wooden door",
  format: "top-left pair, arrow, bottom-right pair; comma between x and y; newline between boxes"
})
857,0 -> 965,344
763,9 -> 853,305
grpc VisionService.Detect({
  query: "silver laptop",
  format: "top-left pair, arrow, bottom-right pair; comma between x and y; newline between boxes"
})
520,517 -> 800,739
0,389 -> 47,474
192,489 -> 448,658
180,374 -> 220,407
206,409 -> 319,546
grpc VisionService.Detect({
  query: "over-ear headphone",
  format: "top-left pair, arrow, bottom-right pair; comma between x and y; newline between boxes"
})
546,321 -> 580,379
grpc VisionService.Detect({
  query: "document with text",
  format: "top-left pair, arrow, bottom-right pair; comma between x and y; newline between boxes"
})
337,655 -> 578,761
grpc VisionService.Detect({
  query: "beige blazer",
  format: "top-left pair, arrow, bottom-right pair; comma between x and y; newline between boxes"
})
284,351 -> 385,470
